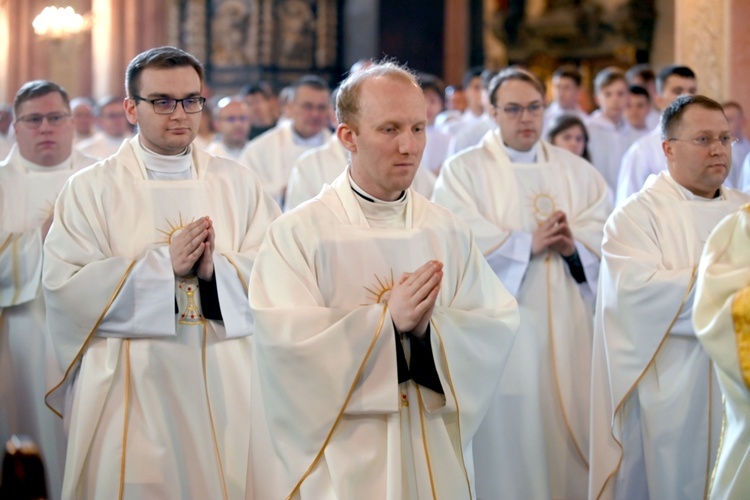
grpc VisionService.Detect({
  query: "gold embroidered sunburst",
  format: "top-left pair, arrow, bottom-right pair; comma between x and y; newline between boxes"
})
156,213 -> 194,245
37,200 -> 55,224
362,270 -> 395,306
528,191 -> 557,224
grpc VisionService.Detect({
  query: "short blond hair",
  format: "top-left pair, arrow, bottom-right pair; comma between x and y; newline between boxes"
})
336,60 -> 419,130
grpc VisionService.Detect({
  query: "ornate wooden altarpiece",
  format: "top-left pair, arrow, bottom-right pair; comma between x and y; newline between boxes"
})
170,0 -> 344,93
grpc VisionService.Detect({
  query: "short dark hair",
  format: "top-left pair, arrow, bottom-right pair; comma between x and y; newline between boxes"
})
546,114 -> 591,161
625,64 -> 655,85
661,94 -> 724,140
489,66 -> 545,107
13,80 -> 70,119
553,66 -> 582,87
125,46 -> 204,99
419,74 -> 446,105
629,85 -> 651,101
594,67 -> 627,94
289,75 -> 330,102
462,66 -> 484,90
656,65 -> 696,95
95,96 -> 124,116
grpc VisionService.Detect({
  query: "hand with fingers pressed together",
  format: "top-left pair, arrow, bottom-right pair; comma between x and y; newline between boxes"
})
388,260 -> 443,338
169,216 -> 215,279
531,210 -> 576,257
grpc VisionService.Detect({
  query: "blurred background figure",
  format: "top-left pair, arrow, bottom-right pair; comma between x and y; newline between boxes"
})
547,114 -> 591,161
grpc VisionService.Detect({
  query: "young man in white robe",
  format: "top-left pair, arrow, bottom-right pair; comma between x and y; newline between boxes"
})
543,65 -> 588,133
204,96 -> 252,161
75,96 -> 132,160
693,204 -> 750,499
247,61 -> 519,499
1,80 -> 96,500
42,46 -> 280,500
723,101 -> 750,190
433,66 -> 611,499
589,95 -> 750,500
616,65 -> 697,205
586,67 -> 642,194
239,75 -> 332,205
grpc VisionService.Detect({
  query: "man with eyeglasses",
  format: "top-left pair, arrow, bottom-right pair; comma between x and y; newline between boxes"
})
0,79 -> 96,500
617,65 -> 698,205
589,95 -> 750,500
42,46 -> 279,499
75,96 -> 133,160
433,66 -> 611,499
204,95 -> 252,160
239,75 -> 332,205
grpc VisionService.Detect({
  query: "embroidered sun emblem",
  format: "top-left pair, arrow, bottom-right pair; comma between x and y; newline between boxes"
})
362,270 -> 395,306
156,213 -> 194,245
529,191 -> 557,223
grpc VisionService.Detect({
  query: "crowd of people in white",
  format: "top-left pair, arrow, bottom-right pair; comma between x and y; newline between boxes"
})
2,45 -> 750,500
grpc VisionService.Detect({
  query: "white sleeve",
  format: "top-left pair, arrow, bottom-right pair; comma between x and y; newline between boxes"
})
485,231 -> 532,298
213,252 -> 253,339
670,284 -> 697,337
97,246 -> 176,338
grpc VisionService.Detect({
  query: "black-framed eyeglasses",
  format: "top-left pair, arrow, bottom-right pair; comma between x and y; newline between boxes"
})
15,112 -> 71,129
496,102 -> 544,119
131,95 -> 206,114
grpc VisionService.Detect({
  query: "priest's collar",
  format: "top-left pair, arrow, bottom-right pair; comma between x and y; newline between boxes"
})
667,173 -> 724,201
21,153 -> 72,172
348,169 -> 407,204
137,138 -> 192,174
291,128 -> 326,148
504,142 -> 539,164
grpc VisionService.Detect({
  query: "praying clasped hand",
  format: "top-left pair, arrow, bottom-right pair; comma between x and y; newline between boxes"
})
169,216 -> 213,277
531,210 -> 575,257
388,260 -> 443,338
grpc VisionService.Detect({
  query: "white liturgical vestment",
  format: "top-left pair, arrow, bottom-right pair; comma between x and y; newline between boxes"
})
616,126 -> 665,205
586,111 -> 641,193
693,204 -> 750,500
0,145 -> 95,500
432,130 -> 611,500
75,131 -> 131,160
589,172 -> 750,500
43,136 -> 279,499
239,120 -> 330,204
247,171 -> 519,499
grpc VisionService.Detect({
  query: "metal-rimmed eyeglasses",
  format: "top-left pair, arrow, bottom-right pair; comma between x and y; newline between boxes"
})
132,95 -> 206,114
667,134 -> 738,148
15,112 -> 71,129
496,102 -> 544,119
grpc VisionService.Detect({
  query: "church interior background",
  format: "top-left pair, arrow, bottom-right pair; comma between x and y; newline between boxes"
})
0,0 -> 748,135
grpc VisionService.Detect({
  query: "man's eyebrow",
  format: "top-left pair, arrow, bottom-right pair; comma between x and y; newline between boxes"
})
144,92 -> 202,99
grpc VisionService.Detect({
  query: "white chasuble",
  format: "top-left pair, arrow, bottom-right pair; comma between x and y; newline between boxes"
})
589,173 -> 750,500
248,172 -> 519,499
693,205 -> 750,500
43,137 -> 279,500
433,131 -> 611,500
0,146 -> 93,500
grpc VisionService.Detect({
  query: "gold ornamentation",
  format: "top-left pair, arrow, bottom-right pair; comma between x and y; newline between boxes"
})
529,191 -> 557,224
156,213 -> 194,245
732,286 -> 750,389
362,270 -> 395,306
178,277 -> 205,325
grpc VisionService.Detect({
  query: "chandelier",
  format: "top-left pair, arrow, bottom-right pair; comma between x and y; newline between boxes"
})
32,6 -> 92,39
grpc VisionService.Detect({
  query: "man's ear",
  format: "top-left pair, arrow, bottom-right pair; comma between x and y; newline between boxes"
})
337,123 -> 357,153
662,139 -> 674,162
124,97 -> 138,126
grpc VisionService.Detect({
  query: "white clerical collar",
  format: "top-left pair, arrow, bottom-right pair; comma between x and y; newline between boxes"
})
292,128 -> 325,148
505,142 -> 539,164
137,138 -> 192,174
348,170 -> 407,204
667,173 -> 724,201
21,153 -> 72,172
